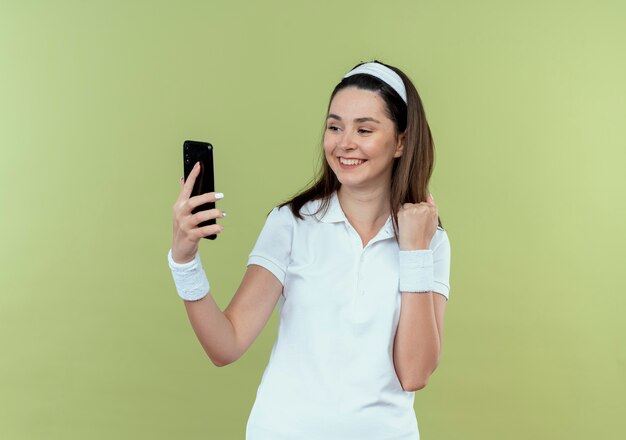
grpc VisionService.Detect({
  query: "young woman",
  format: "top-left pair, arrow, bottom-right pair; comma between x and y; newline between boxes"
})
168,60 -> 451,440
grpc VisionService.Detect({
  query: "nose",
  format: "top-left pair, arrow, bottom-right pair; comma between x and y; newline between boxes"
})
337,129 -> 357,150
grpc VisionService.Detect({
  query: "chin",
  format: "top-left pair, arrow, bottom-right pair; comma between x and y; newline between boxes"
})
336,177 -> 368,189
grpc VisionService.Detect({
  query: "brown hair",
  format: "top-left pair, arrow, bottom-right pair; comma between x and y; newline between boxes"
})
277,59 -> 444,240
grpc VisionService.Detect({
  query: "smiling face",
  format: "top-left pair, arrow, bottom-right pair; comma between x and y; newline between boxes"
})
323,86 -> 404,191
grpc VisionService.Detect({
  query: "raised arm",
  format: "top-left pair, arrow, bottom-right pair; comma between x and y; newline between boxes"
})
170,161 -> 284,367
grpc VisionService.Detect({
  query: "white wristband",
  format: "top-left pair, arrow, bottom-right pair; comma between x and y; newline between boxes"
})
399,249 -> 434,293
167,248 -> 210,301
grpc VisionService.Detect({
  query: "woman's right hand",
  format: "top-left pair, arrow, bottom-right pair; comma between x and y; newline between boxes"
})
171,161 -> 226,264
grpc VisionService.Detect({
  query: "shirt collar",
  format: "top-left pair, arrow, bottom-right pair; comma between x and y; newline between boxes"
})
300,190 -> 347,223
305,191 -> 395,237
318,190 -> 346,223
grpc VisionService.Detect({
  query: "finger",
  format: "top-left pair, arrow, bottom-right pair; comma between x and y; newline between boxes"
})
196,223 -> 225,239
188,192 -> 224,211
179,176 -> 184,189
190,208 -> 227,227
179,161 -> 201,202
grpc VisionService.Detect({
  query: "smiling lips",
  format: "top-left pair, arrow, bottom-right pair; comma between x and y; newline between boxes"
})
339,156 -> 367,168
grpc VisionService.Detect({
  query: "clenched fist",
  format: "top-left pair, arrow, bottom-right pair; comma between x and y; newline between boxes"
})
397,194 -> 438,251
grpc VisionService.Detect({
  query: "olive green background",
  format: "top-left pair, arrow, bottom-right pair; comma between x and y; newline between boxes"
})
1,1 -> 624,438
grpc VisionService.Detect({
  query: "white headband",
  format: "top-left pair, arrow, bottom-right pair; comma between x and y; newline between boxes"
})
342,62 -> 407,104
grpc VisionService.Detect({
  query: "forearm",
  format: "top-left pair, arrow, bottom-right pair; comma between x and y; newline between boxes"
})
183,293 -> 238,367
393,291 -> 441,391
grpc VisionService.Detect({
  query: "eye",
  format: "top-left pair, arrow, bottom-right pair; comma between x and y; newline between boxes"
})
358,129 -> 372,134
327,125 -> 340,132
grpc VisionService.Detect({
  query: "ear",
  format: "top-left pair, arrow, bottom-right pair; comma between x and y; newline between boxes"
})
393,131 -> 406,158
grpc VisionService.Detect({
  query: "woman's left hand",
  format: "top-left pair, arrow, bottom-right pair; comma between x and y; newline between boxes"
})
397,194 -> 438,250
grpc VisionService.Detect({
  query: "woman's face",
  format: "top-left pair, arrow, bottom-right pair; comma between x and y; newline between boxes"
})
323,86 -> 404,191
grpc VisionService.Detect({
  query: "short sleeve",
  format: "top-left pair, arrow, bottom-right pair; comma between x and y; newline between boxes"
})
247,205 -> 294,285
433,229 -> 452,300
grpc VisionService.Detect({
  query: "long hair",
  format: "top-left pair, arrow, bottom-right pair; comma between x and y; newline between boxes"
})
277,59 -> 444,241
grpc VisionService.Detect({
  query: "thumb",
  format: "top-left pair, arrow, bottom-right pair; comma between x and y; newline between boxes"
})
427,193 -> 437,206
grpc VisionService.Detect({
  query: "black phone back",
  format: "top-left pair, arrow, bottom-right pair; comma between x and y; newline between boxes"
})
183,140 -> 216,240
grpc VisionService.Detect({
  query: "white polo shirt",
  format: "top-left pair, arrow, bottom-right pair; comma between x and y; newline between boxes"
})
245,190 -> 451,440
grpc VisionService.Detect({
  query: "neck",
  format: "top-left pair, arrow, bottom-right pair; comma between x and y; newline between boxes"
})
336,185 -> 391,230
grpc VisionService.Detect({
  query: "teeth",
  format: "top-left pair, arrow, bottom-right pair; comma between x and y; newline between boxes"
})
340,157 -> 365,165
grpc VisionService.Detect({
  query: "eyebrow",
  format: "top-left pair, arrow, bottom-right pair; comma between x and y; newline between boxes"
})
326,113 -> 381,124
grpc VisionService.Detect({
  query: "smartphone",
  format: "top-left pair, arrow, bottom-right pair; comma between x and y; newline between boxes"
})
183,140 -> 217,240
